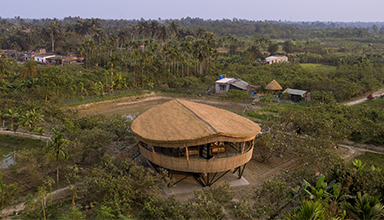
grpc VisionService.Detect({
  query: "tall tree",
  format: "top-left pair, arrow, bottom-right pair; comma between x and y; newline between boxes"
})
46,131 -> 68,188
21,59 -> 38,79
49,21 -> 62,52
283,40 -> 293,54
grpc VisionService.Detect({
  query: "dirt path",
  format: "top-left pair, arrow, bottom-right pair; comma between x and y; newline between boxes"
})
344,89 -> 384,106
0,186 -> 71,218
0,129 -> 51,141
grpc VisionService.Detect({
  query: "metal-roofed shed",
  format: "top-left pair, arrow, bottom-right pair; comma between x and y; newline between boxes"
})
282,88 -> 311,102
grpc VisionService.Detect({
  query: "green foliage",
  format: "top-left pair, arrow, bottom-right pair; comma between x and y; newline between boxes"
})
187,182 -> 233,219
247,111 -> 279,121
139,196 -> 187,220
59,207 -> 86,220
252,180 -> 290,219
0,172 -> 18,208
284,200 -> 326,220
84,155 -> 166,218
312,91 -> 336,104
280,92 -> 291,101
340,192 -> 384,220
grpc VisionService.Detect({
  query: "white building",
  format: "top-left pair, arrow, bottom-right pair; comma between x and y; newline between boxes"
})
215,77 -> 251,94
34,54 -> 56,63
265,55 -> 288,65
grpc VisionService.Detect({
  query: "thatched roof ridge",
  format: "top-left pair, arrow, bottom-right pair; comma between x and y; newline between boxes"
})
265,79 -> 282,90
131,99 -> 261,148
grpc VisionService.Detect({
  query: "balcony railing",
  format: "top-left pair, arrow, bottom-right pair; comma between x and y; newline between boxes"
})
139,144 -> 253,173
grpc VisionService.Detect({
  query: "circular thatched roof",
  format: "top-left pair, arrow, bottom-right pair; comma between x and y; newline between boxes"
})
131,99 -> 261,148
265,79 -> 282,90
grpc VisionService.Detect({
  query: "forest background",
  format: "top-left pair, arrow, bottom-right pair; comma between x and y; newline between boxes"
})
1,17 -> 384,219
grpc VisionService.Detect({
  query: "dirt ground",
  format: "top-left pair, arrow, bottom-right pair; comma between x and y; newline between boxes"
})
73,92 -> 258,115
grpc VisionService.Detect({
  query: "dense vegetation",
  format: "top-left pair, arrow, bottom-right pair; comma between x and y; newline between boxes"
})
1,17 -> 384,219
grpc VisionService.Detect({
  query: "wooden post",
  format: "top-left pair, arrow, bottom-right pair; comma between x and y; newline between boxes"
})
241,142 -> 245,154
186,147 -> 189,161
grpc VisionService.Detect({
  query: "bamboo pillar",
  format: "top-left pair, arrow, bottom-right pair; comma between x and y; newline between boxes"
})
186,146 -> 190,167
241,142 -> 245,154
186,147 -> 189,161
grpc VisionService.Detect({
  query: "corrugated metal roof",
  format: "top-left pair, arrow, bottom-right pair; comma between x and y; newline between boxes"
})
283,88 -> 307,96
215,78 -> 236,84
231,79 -> 249,91
265,56 -> 280,62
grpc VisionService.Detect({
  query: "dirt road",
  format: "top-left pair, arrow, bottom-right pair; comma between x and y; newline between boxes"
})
344,89 -> 384,106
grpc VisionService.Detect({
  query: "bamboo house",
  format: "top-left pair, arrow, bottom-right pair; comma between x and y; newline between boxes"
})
131,99 -> 261,186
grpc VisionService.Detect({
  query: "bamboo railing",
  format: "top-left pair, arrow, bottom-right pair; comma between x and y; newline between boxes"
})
139,144 -> 254,173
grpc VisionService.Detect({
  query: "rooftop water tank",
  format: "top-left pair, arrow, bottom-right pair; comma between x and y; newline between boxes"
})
219,75 -> 223,79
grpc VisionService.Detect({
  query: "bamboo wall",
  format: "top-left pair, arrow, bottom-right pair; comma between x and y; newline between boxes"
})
139,144 -> 254,173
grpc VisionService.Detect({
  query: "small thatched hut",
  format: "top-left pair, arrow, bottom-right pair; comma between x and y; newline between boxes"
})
265,79 -> 282,91
131,99 -> 261,186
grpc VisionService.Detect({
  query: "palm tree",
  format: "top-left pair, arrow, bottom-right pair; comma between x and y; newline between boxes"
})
0,52 -> 9,75
283,40 -> 293,54
46,131 -> 68,188
150,20 -> 160,39
118,29 -> 128,49
75,19 -> 90,43
193,39 -> 208,76
158,25 -> 168,47
92,28 -> 105,46
341,192 -> 384,220
168,21 -> 179,40
89,18 -> 101,34
21,59 -> 38,79
49,21 -> 62,52
138,21 -> 149,51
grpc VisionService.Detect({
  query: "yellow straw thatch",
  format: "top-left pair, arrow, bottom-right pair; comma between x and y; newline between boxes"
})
265,79 -> 282,90
131,99 -> 261,148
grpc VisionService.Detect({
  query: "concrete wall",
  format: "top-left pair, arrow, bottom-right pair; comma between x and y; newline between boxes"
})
215,83 -> 229,94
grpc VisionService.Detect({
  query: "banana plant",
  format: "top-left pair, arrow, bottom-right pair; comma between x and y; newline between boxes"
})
353,159 -> 365,173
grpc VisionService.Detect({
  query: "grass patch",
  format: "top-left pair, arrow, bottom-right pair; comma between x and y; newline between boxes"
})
247,111 -> 280,121
262,103 -> 310,113
65,90 -> 152,106
300,63 -> 336,73
0,134 -> 45,149
355,152 -> 384,169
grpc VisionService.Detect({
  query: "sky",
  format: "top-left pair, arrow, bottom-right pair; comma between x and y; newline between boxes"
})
1,0 -> 384,22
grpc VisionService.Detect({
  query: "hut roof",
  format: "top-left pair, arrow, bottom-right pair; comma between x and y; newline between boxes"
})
283,88 -> 307,96
265,79 -> 282,90
131,99 -> 261,148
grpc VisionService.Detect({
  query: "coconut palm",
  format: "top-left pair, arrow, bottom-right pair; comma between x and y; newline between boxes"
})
20,59 -> 38,79
158,25 -> 168,47
341,192 -> 384,220
193,39 -> 208,76
150,20 -> 160,39
46,131 -> 68,188
138,21 -> 149,51
168,21 -> 179,40
0,52 -> 9,75
49,21 -> 62,52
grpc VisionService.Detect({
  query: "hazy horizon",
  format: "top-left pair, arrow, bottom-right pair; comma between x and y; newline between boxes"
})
1,0 -> 384,22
